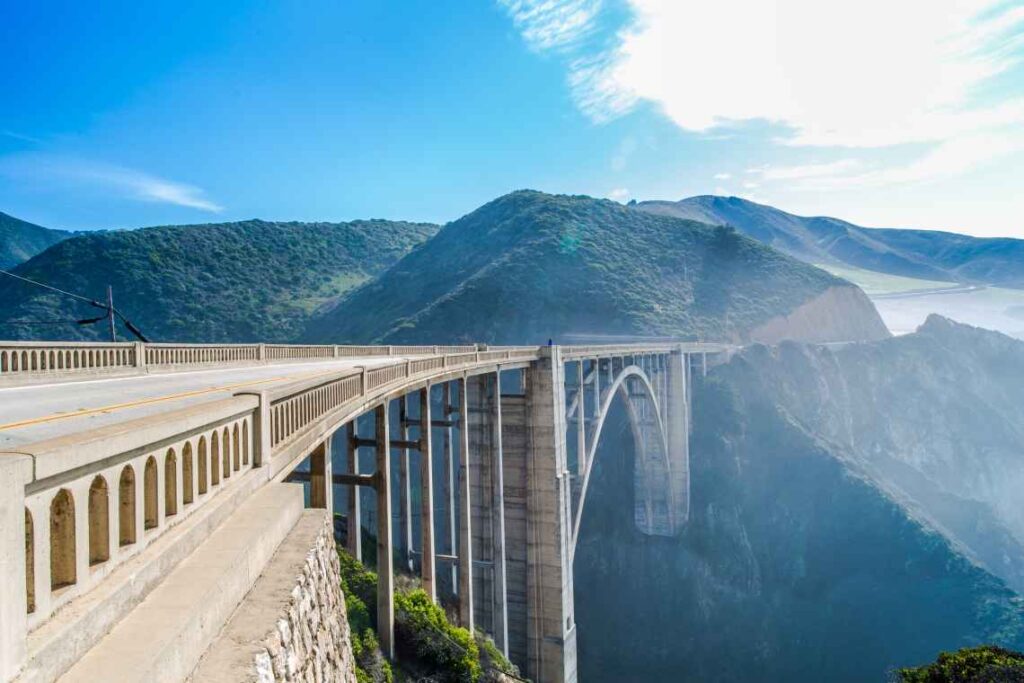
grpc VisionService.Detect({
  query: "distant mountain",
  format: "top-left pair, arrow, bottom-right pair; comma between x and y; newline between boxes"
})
576,316 -> 1024,683
637,196 -> 1024,287
0,218 -> 437,342
0,211 -> 71,269
306,190 -> 889,345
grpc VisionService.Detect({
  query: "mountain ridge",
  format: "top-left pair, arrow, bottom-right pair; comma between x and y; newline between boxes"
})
305,190 -> 890,345
0,217 -> 438,342
0,211 -> 73,270
637,195 -> 1024,287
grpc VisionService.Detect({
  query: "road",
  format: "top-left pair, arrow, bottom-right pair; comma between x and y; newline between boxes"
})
0,358 -> 400,449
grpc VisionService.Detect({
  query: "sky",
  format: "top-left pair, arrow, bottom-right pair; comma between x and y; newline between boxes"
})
1,0 -> 1023,236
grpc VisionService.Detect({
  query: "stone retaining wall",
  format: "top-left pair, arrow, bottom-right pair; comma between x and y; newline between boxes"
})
190,510 -> 357,683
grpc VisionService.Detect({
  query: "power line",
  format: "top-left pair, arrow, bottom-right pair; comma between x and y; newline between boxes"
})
0,269 -> 150,342
0,268 -> 106,309
3,320 -> 89,326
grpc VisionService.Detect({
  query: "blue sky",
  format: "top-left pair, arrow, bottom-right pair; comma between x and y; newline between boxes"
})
2,1 -> 1023,236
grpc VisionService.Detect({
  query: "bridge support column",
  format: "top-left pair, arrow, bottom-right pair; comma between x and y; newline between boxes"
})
398,396 -> 414,572
0,455 -> 31,683
347,422 -> 362,562
524,348 -> 577,683
467,372 -> 509,653
309,439 -> 332,512
500,387 -> 529,672
419,387 -> 436,602
375,403 -> 395,659
666,348 -> 691,527
442,382 -> 457,594
457,378 -> 475,631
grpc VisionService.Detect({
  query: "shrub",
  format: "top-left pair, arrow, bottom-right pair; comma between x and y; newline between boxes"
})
395,589 -> 482,683
896,646 -> 1024,683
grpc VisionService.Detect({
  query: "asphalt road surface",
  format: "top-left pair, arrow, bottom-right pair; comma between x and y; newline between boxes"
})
0,357 -> 401,449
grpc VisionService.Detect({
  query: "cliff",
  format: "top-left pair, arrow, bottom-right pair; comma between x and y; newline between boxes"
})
573,316 -> 1024,682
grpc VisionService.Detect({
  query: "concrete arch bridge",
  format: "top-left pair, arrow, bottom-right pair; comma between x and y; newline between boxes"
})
0,340 -> 729,683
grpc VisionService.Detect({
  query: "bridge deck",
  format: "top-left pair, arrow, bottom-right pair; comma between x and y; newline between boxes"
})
0,357 -> 402,449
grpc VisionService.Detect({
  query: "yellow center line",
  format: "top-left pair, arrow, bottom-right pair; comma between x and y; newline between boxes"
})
0,368 -> 345,432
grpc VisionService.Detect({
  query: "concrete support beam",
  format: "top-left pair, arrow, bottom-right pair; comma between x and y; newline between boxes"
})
457,378 -> 474,631
309,439 -> 331,512
442,382 -> 457,592
467,373 -> 510,652
347,422 -> 362,562
375,403 -> 395,659
419,387 -> 436,602
525,349 -> 577,683
500,392 -> 529,671
490,371 -> 510,656
666,348 -> 691,528
0,455 -> 31,683
398,396 -> 414,572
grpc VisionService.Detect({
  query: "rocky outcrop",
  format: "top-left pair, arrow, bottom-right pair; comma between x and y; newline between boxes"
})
749,284 -> 891,343
190,511 -> 357,683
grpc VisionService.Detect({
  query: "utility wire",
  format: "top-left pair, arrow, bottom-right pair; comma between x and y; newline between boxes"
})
4,320 -> 91,326
0,268 -> 106,309
0,269 -> 151,342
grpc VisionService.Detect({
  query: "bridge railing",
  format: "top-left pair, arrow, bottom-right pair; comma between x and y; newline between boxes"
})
0,341 -> 138,375
266,348 -> 544,457
0,341 -> 482,383
17,393 -> 261,629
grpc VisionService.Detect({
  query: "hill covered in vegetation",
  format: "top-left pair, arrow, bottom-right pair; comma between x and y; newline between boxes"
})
0,218 -> 437,342
639,195 -> 1024,287
0,211 -> 71,269
306,190 -> 888,345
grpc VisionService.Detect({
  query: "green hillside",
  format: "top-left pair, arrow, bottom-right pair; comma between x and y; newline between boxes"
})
0,211 -> 72,269
305,190 -> 887,345
0,218 -> 437,342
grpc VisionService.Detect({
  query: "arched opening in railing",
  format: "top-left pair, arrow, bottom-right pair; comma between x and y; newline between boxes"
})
198,437 -> 209,493
222,427 -> 231,479
233,424 -> 240,471
49,489 -> 76,590
88,476 -> 110,566
242,421 -> 250,466
183,442 -> 194,505
119,466 -> 136,546
143,457 -> 158,530
25,509 -> 35,613
165,449 -> 178,517
211,432 -> 221,486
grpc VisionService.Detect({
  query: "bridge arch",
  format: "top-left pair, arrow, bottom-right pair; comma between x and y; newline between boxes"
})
569,364 -> 672,560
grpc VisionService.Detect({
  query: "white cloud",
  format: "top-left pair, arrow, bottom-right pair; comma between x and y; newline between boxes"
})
713,172 -> 731,180
594,0 -> 1024,148
498,0 -> 603,52
500,0 -> 1024,186
0,153 -> 222,212
607,187 -> 630,202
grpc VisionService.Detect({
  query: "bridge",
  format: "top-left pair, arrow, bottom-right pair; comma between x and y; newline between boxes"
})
0,340 -> 730,683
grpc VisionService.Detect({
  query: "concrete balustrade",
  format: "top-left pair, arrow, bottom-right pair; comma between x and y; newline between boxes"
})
20,409 -> 258,630
0,342 -> 480,386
